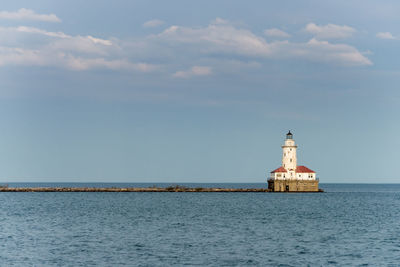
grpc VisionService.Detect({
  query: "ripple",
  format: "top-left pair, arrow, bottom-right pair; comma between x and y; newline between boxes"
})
0,186 -> 398,265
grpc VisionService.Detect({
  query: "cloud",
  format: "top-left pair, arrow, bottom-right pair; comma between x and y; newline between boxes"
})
296,38 -> 372,66
15,26 -> 70,38
305,23 -> 356,39
376,32 -> 396,40
264,28 -> 290,38
157,23 -> 272,57
64,57 -> 156,71
0,47 -> 48,67
0,26 -> 156,72
0,8 -> 61,23
11,26 -> 112,46
0,26 -> 113,54
173,66 -> 212,78
143,19 -> 165,28
0,46 -> 157,72
87,36 -> 112,46
154,19 -> 371,66
0,18 -> 373,74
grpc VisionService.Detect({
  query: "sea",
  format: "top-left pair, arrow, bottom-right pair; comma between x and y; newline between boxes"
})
0,183 -> 399,266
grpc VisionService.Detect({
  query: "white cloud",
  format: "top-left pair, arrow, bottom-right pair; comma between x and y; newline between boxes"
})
0,46 -> 157,72
12,26 -> 112,45
0,47 -> 47,67
0,26 -> 113,54
305,23 -> 356,39
248,38 -> 372,66
64,57 -> 156,71
155,20 -> 371,66
0,8 -> 61,23
143,19 -> 165,28
87,36 -> 112,46
0,18 -> 373,73
0,26 -> 156,72
376,32 -> 396,40
157,23 -> 272,57
264,28 -> 290,38
16,26 -> 70,38
299,38 -> 372,66
173,66 -> 212,78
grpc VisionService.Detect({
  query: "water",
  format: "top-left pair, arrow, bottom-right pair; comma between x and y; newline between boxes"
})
0,183 -> 399,266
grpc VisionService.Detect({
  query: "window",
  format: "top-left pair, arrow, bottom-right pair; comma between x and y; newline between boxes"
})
290,148 -> 292,151
290,159 -> 292,162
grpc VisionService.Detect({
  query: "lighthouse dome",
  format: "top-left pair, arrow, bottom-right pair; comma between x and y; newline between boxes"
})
286,130 -> 293,139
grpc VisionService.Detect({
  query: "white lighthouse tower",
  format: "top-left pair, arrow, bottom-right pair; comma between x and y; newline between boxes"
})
282,131 -> 297,179
268,131 -> 319,192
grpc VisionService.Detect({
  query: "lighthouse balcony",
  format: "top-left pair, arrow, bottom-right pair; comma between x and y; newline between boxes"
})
268,177 -> 319,181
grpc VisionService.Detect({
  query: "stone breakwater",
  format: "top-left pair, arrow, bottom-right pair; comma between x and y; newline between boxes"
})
0,186 -> 270,192
0,185 -> 323,192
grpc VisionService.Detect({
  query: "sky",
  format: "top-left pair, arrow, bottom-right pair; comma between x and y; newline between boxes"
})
0,0 -> 399,183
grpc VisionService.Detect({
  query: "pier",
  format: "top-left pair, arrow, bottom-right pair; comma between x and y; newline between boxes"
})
0,185 -> 323,192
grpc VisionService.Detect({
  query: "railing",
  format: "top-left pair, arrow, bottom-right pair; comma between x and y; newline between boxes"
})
268,177 -> 319,181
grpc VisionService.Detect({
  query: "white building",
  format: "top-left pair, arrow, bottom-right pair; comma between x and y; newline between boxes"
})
270,131 -> 316,181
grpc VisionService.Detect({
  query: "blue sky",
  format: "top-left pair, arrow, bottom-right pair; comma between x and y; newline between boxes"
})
0,1 -> 399,183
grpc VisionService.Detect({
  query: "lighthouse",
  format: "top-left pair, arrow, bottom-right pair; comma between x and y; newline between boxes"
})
268,131 -> 319,192
282,131 -> 297,178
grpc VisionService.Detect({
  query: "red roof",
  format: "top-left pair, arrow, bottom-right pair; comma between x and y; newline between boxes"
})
296,166 -> 315,173
271,167 -> 287,173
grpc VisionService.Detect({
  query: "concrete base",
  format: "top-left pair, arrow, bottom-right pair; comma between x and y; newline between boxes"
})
268,179 -> 319,192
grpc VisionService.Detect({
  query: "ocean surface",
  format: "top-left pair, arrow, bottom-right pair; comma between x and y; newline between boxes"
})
0,183 -> 399,266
